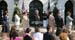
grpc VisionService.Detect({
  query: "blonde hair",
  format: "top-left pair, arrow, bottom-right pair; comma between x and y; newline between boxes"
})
67,11 -> 71,16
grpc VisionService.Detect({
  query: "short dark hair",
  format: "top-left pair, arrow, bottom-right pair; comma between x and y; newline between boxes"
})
49,11 -> 53,15
35,27 -> 40,32
25,28 -> 31,33
63,29 -> 69,33
46,25 -> 51,31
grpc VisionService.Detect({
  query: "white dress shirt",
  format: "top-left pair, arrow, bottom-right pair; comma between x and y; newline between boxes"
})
33,32 -> 43,40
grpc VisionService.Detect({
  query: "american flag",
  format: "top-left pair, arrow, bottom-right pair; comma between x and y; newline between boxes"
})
22,0 -> 25,13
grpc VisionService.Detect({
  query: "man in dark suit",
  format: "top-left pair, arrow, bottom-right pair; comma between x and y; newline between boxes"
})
55,12 -> 64,36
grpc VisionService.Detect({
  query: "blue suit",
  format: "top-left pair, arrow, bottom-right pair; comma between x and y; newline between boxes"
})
2,15 -> 9,32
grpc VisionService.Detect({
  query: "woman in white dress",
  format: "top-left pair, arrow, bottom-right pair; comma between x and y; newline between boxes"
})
14,12 -> 20,31
66,12 -> 73,33
21,12 -> 29,30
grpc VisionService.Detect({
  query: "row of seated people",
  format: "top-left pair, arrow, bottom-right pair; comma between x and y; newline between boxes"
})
2,25 -> 75,40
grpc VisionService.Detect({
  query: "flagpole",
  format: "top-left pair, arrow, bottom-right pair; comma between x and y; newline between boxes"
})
47,0 -> 50,13
22,0 -> 25,13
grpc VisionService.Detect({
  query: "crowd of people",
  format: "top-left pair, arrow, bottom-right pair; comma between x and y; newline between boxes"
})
1,9 -> 74,40
2,25 -> 75,40
0,0 -> 74,40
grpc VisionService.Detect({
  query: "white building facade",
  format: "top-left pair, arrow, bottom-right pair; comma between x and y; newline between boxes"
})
4,0 -> 75,25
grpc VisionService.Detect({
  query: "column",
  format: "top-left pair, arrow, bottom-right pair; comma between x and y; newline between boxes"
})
73,0 -> 75,25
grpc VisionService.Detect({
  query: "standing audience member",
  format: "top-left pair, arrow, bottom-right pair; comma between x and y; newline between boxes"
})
66,11 -> 73,33
48,11 -> 55,32
14,11 -> 20,31
23,28 -> 33,40
56,11 -> 64,36
56,28 -> 63,36
9,25 -> 20,40
33,27 -> 43,40
21,11 -> 29,30
43,26 -> 60,40
59,29 -> 70,40
69,33 -> 75,40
